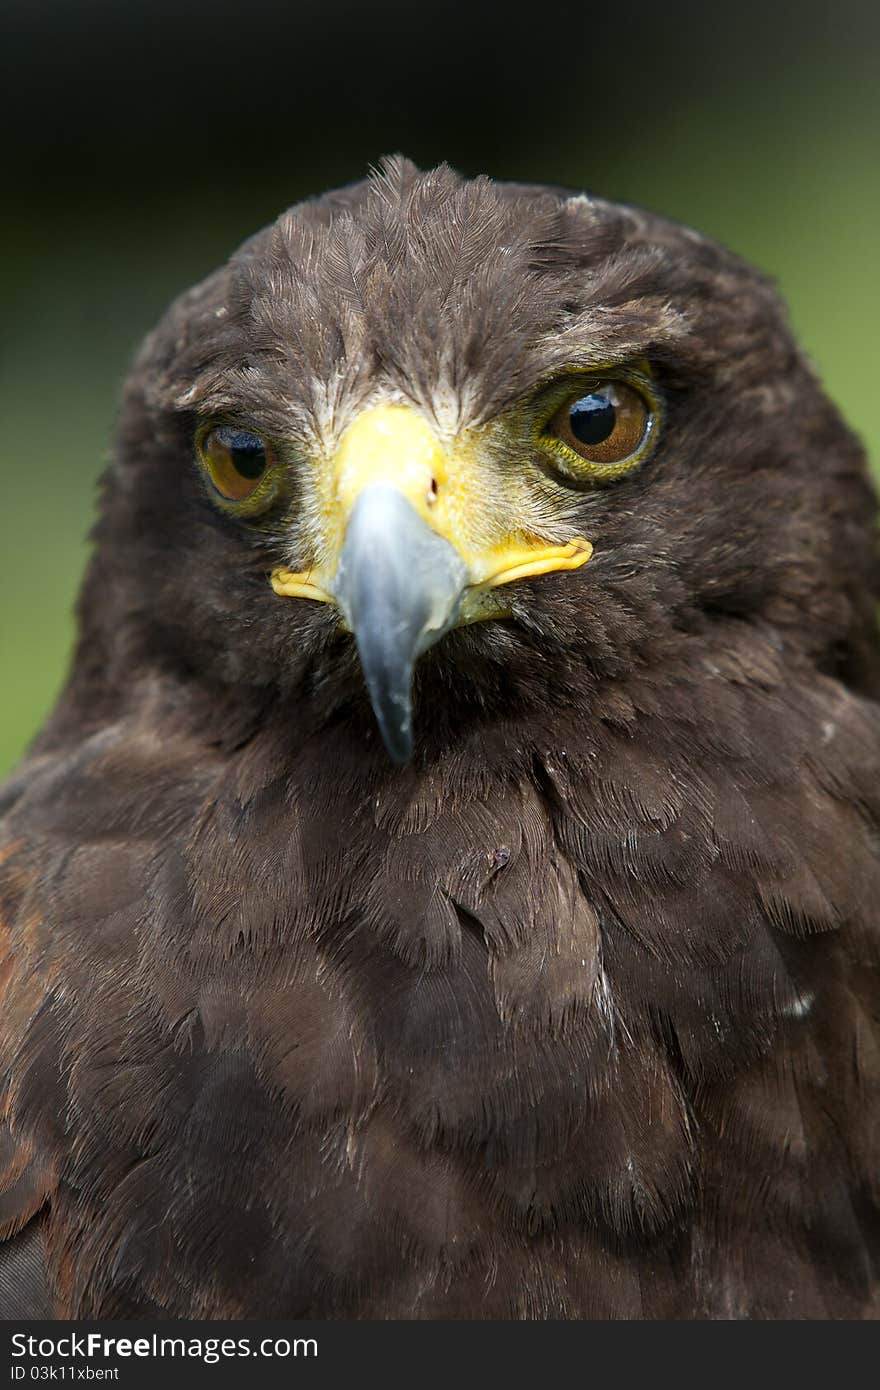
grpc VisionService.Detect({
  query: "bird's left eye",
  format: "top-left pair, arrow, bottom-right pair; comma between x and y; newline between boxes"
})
199,426 -> 273,501
547,381 -> 652,468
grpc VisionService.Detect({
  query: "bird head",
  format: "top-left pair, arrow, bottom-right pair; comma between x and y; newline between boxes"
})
85,158 -> 875,764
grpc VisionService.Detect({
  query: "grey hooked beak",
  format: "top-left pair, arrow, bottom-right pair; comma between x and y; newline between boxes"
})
332,485 -> 469,763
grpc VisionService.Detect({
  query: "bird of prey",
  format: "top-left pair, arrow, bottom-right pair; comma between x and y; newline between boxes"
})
1,158 -> 878,1320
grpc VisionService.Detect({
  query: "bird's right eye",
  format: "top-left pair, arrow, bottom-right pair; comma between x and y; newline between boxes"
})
198,426 -> 274,502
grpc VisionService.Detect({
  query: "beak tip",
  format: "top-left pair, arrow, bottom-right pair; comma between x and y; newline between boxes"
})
370,690 -> 415,765
385,732 -> 414,765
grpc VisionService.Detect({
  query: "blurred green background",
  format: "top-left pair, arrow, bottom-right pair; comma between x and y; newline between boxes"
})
2,0 -> 878,776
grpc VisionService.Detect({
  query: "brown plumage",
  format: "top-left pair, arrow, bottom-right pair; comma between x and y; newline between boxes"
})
1,158 -> 879,1319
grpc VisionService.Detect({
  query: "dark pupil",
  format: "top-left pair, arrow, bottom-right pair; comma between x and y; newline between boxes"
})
569,393 -> 616,446
221,428 -> 266,479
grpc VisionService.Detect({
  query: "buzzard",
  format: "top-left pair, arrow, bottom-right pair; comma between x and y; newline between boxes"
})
1,159 -> 879,1319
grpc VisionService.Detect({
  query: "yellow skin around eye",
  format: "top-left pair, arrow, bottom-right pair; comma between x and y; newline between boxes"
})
196,426 -> 283,513
530,367 -> 661,483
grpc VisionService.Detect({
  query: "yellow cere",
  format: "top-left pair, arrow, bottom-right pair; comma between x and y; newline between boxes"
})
271,402 -> 594,605
333,405 -> 448,524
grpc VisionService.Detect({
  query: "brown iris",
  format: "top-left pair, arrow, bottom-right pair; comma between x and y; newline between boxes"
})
199,426 -> 273,501
549,381 -> 651,466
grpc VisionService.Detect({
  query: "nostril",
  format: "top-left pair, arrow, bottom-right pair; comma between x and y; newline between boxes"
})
427,477 -> 438,505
